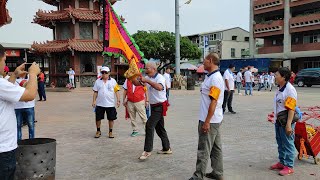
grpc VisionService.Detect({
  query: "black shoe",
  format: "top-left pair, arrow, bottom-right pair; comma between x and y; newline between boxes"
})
229,111 -> 236,114
38,100 -> 42,101
205,173 -> 224,180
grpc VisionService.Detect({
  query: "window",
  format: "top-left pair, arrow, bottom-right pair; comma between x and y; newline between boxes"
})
232,36 -> 237,41
245,37 -> 249,42
196,38 -> 199,44
79,0 -> 89,8
99,26 -> 104,40
231,48 -> 236,58
209,34 -> 214,41
303,34 -> 320,44
58,23 -> 71,40
79,22 -> 93,39
214,34 -> 217,40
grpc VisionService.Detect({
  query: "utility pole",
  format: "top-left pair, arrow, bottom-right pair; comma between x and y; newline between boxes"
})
175,0 -> 180,75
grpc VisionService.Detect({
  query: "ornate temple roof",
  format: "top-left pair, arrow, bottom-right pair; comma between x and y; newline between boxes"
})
42,0 -> 118,6
0,0 -> 11,27
34,7 -> 103,28
32,39 -> 103,53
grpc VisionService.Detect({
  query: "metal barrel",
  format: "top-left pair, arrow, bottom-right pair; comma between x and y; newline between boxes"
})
15,138 -> 56,180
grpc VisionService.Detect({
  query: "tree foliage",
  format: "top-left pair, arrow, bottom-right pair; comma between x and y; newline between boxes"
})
132,31 -> 202,70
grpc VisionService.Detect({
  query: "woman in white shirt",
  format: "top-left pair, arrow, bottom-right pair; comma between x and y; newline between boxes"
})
270,67 -> 297,176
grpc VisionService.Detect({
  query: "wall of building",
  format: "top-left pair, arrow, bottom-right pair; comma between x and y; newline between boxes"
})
221,41 -> 249,59
222,28 -> 250,42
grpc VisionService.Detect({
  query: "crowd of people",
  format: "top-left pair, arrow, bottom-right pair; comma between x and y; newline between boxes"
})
0,42 -> 299,180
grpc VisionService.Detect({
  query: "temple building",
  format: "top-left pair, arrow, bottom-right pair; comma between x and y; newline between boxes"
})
31,0 -> 122,87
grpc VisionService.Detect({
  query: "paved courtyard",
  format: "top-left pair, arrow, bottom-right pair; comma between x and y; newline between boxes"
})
22,86 -> 320,180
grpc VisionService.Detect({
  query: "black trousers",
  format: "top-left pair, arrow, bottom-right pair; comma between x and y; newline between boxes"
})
0,149 -> 16,180
144,105 -> 170,152
222,90 -> 234,112
38,82 -> 46,100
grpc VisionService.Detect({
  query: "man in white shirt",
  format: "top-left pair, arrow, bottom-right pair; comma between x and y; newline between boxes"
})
222,64 -> 236,114
0,44 -> 40,180
163,67 -> 171,101
15,74 -> 36,140
236,70 -> 243,95
244,67 -> 254,96
264,73 -> 270,90
258,73 -> 265,91
269,72 -> 275,91
132,62 -> 172,160
92,67 -> 120,139
67,67 -> 75,88
190,52 -> 224,180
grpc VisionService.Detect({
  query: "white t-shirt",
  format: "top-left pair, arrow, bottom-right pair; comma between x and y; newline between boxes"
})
236,72 -> 243,82
244,71 -> 253,83
15,78 -> 35,109
146,73 -> 167,105
123,79 -> 141,93
163,73 -> 171,89
68,70 -> 75,79
274,82 -> 297,120
93,78 -> 120,108
259,75 -> 264,83
269,75 -> 275,84
0,78 -> 25,153
264,74 -> 270,82
223,69 -> 235,90
199,70 -> 225,124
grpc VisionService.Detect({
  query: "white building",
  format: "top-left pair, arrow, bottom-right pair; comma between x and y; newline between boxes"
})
185,27 -> 250,60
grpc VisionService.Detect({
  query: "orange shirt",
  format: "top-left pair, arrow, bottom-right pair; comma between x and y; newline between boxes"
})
38,73 -> 45,82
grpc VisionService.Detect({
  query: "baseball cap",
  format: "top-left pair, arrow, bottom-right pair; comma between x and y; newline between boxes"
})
100,66 -> 110,72
4,66 -> 9,72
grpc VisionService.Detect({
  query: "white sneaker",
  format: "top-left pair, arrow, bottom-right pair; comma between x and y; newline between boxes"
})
139,151 -> 151,160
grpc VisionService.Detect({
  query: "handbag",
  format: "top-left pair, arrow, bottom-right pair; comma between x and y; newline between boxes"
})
276,110 -> 300,126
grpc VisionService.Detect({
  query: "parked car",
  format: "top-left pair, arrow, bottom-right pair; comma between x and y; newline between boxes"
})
294,68 -> 320,87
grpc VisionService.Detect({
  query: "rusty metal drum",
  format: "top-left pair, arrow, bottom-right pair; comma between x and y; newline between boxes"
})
15,138 -> 56,180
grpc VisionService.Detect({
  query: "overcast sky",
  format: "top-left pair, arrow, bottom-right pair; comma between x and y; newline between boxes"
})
0,0 -> 249,44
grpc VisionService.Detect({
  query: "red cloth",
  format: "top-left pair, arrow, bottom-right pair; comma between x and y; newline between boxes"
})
125,106 -> 130,120
162,100 -> 170,116
151,100 -> 170,116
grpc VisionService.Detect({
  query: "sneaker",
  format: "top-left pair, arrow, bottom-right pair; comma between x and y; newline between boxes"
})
279,166 -> 294,176
229,111 -> 236,114
109,132 -> 114,138
157,149 -> 173,154
270,162 -> 284,170
131,131 -> 139,137
139,151 -> 151,160
94,131 -> 101,138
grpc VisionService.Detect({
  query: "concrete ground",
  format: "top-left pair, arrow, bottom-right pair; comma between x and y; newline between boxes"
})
22,86 -> 320,180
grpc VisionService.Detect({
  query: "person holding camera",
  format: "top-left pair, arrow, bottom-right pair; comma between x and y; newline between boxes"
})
0,44 -> 40,180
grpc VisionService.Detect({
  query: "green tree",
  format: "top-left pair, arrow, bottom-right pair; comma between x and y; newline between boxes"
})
132,30 -> 202,70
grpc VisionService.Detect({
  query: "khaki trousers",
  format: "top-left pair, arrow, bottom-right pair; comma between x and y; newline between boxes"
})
127,100 -> 147,132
